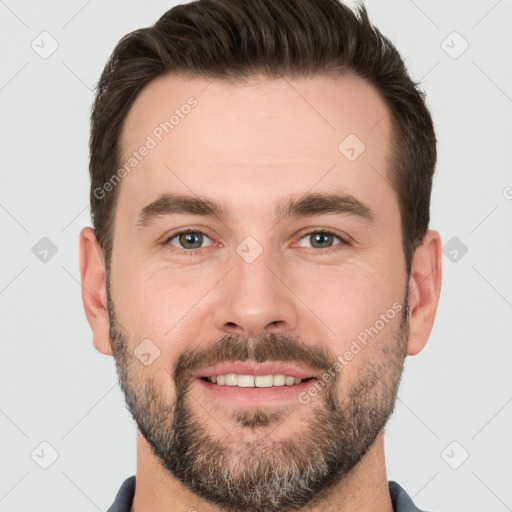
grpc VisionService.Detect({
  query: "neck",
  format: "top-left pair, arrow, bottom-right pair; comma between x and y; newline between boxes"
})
131,430 -> 394,512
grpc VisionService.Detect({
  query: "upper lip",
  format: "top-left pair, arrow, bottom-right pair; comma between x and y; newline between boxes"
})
193,362 -> 319,380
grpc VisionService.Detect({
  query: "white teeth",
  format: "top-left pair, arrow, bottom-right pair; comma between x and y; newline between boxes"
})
225,373 -> 238,386
207,374 -> 306,388
273,374 -> 286,387
237,375 -> 255,387
255,375 -> 273,387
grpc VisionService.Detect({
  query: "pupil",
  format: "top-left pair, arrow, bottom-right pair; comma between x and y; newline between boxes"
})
180,232 -> 202,249
313,233 -> 332,248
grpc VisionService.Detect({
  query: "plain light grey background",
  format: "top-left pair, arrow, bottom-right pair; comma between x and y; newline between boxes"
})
1,1 -> 511,511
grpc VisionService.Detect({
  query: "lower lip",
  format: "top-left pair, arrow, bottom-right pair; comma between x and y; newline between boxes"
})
194,377 -> 316,405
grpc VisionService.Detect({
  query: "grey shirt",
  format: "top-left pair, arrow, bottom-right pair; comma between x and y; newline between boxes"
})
106,476 -> 433,511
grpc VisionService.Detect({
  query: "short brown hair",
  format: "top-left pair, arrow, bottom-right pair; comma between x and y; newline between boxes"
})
89,0 -> 436,275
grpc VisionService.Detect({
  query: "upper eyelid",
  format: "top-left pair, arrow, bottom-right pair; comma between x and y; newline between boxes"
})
165,228 -> 214,245
295,230 -> 347,247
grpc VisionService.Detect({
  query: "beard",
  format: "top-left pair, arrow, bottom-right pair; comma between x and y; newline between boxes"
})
107,274 -> 409,512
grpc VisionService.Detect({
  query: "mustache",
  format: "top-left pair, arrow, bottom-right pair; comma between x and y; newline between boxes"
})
173,332 -> 338,386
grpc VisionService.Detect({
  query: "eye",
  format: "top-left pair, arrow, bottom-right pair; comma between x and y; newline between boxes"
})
162,228 -> 348,256
297,230 -> 347,252
165,229 -> 213,252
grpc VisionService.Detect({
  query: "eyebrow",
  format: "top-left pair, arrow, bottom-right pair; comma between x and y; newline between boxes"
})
136,191 -> 376,229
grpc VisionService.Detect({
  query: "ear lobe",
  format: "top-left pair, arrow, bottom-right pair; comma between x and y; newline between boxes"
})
79,227 -> 113,356
406,229 -> 442,356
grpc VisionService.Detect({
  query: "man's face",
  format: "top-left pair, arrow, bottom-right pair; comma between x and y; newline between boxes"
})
108,72 -> 409,510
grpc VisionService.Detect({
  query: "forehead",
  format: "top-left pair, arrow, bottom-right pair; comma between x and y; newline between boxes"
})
118,72 -> 395,226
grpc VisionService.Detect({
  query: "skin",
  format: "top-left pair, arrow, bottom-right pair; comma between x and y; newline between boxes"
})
80,72 -> 442,512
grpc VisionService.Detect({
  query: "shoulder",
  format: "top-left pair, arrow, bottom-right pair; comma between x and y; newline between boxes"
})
106,475 -> 136,512
388,480 -> 437,512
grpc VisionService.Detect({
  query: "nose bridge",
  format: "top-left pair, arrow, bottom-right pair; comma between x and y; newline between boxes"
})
213,238 -> 299,338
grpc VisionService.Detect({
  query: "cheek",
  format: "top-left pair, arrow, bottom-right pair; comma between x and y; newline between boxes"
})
111,224 -> 406,360
111,256 -> 219,365
112,252 -> 188,326
286,254 -> 405,360
297,254 -> 403,315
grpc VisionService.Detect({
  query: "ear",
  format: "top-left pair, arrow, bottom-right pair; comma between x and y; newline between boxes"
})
79,227 -> 113,356
406,229 -> 442,356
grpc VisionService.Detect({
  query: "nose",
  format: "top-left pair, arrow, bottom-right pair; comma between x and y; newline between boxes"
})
212,245 -> 300,339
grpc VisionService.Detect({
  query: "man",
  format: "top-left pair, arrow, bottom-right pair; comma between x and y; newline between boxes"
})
79,0 -> 442,510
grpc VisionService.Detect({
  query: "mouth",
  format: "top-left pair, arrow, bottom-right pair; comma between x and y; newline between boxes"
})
200,374 -> 316,387
192,363 -> 319,405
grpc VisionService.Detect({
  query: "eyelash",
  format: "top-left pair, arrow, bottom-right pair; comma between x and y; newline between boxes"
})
163,228 -> 349,257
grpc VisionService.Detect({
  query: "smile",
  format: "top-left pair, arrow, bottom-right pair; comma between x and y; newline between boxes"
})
203,374 -> 313,387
